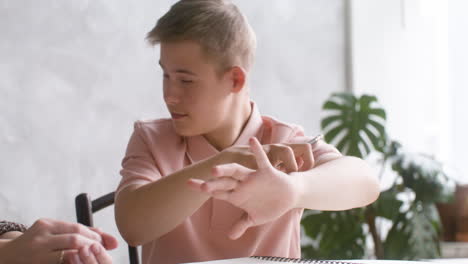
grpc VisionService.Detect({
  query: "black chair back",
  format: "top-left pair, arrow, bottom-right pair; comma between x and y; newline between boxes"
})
75,192 -> 140,264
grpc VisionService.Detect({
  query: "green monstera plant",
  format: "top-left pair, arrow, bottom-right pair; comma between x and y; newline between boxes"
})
300,92 -> 455,260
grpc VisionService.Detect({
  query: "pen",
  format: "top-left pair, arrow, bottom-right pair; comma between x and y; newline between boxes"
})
307,134 -> 324,145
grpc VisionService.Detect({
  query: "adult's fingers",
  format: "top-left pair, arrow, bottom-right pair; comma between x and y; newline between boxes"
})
229,213 -> 253,240
43,250 -> 68,264
46,233 -> 99,251
212,163 -> 254,181
89,227 -> 118,250
70,252 -> 84,264
49,249 -> 77,264
90,243 -> 113,264
79,244 -> 112,264
79,245 -> 98,264
249,137 -> 271,170
44,220 -> 102,244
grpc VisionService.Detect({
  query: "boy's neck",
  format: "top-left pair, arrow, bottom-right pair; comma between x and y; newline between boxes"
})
203,99 -> 252,151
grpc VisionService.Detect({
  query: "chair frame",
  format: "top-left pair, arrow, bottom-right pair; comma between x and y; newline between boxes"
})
75,192 -> 140,264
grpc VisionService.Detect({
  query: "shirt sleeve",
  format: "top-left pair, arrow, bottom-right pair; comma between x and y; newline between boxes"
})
0,221 -> 27,237
116,122 -> 162,194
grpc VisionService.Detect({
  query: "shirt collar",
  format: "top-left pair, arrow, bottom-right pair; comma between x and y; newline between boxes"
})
185,101 -> 263,164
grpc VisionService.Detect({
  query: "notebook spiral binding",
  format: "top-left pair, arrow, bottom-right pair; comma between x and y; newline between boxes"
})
251,256 -> 357,264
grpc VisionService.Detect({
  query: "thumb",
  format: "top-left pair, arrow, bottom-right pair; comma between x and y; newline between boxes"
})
229,213 -> 253,240
89,227 -> 118,250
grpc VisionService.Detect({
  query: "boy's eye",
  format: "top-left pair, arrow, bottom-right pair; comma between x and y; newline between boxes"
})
180,79 -> 193,84
163,73 -> 169,79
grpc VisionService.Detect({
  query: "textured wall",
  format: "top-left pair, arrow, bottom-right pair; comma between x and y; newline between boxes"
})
0,0 -> 346,261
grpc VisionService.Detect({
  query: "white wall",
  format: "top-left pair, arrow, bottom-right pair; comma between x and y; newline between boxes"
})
0,0 -> 347,261
349,0 -> 455,181
449,0 -> 468,183
350,0 -> 468,183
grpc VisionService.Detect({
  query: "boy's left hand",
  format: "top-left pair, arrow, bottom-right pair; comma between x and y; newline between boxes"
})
187,137 -> 299,240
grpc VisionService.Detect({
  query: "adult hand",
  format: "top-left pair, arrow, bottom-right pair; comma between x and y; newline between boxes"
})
75,227 -> 117,264
188,137 -> 299,240
0,218 -> 117,264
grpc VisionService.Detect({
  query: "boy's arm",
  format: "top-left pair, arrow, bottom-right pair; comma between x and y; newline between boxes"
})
115,141 -> 312,246
115,153 -> 224,246
287,134 -> 379,209
115,130 -> 313,246
188,137 -> 380,239
291,155 -> 380,210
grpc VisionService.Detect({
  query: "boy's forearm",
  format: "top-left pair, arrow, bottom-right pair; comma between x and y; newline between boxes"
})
115,152 -> 229,246
291,156 -> 380,210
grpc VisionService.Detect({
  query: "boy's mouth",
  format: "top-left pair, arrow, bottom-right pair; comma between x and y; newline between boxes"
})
170,112 -> 188,120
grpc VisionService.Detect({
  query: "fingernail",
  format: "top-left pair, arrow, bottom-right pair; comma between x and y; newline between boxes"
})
91,243 -> 101,254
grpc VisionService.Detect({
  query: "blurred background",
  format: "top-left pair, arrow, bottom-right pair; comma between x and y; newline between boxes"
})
0,0 -> 466,262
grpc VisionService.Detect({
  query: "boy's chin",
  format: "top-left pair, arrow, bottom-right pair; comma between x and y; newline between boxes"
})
172,124 -> 199,137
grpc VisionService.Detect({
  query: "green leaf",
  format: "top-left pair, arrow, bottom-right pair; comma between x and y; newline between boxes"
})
321,115 -> 343,129
321,92 -> 387,158
372,188 -> 403,220
383,203 -> 441,259
301,209 -> 366,259
391,153 -> 456,204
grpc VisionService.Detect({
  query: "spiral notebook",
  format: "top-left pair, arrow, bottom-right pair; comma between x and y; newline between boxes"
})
181,256 -> 360,263
181,256 -> 437,264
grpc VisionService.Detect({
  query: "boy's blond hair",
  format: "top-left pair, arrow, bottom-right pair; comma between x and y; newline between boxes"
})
146,0 -> 256,74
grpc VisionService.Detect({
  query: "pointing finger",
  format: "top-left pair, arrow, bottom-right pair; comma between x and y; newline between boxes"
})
249,137 -> 271,170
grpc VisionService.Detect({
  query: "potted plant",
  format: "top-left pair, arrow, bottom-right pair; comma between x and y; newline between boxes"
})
300,92 -> 456,260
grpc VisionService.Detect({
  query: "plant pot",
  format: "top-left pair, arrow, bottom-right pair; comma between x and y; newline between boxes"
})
436,201 -> 457,241
436,184 -> 468,242
455,184 -> 468,242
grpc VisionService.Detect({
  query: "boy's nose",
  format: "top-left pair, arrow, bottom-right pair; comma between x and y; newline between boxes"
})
163,89 -> 181,105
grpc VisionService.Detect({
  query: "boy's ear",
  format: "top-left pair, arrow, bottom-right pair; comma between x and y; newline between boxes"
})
228,66 -> 246,93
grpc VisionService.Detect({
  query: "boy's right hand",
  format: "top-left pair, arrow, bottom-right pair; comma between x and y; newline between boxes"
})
220,139 -> 315,173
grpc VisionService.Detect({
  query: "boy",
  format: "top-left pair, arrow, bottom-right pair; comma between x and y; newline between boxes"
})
114,0 -> 379,263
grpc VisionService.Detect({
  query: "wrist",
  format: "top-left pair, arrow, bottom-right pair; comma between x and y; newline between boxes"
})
192,151 -> 233,182
289,171 -> 305,209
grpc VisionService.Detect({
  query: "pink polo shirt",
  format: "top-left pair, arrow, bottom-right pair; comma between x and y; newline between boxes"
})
117,102 -> 307,264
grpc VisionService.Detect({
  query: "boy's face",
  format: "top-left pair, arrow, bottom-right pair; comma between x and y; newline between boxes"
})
159,40 -> 235,136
